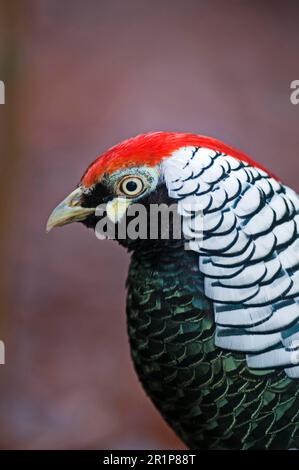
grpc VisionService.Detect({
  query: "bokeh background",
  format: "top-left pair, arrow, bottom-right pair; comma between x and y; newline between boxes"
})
0,0 -> 298,449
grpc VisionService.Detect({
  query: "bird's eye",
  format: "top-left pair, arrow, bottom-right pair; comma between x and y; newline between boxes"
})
118,176 -> 145,197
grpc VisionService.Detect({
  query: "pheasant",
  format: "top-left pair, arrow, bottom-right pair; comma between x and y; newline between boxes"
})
47,132 -> 299,449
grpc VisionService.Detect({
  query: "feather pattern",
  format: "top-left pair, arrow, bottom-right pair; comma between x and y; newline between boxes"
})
162,146 -> 299,376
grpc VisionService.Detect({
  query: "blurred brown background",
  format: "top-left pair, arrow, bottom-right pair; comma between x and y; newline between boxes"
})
0,0 -> 298,449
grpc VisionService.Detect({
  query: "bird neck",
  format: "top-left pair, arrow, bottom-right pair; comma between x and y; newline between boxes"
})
125,243 -> 214,448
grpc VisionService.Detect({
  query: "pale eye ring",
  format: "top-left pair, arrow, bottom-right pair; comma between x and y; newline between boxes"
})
118,176 -> 145,197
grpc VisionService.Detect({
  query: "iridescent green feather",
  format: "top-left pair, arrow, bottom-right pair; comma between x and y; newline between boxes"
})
126,247 -> 299,450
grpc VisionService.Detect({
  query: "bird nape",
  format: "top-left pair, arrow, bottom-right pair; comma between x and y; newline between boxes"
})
47,131 -> 299,450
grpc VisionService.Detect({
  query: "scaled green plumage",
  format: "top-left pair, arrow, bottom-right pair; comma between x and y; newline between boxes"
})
127,245 -> 299,449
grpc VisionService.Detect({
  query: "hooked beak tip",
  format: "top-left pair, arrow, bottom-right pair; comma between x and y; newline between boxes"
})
46,187 -> 95,233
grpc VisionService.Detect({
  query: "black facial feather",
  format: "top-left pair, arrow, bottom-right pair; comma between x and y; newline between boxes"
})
79,182 -> 180,246
141,183 -> 174,207
81,181 -> 112,208
80,181 -> 112,229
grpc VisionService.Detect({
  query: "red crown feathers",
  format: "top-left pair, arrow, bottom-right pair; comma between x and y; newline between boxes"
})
81,132 -> 276,187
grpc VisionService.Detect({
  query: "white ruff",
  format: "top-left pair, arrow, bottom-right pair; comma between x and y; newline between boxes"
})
162,146 -> 299,377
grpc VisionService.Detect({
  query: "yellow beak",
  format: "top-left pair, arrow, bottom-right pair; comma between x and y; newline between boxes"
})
46,187 -> 95,232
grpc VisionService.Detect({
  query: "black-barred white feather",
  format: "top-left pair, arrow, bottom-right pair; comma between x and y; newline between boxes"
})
162,146 -> 299,377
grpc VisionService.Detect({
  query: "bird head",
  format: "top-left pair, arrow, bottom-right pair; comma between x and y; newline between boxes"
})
46,131 -> 270,245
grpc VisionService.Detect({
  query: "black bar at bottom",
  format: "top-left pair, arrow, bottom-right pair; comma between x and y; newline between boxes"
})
0,449 -> 295,465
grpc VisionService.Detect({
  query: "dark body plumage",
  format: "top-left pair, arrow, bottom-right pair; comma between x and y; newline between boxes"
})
126,243 -> 299,449
81,180 -> 299,450
47,132 -> 299,450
